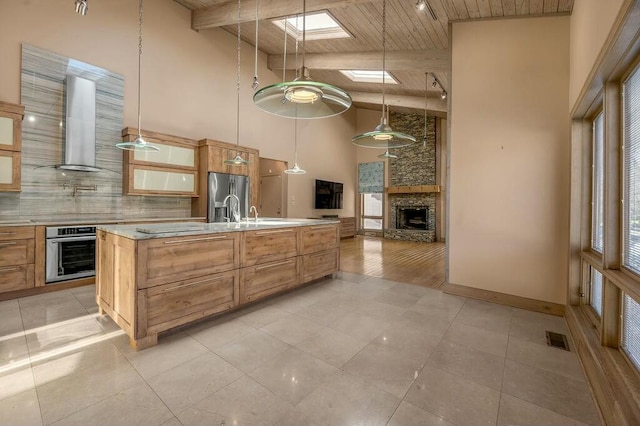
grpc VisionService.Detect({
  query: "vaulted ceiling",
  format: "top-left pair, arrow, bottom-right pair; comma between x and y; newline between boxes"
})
174,0 -> 574,115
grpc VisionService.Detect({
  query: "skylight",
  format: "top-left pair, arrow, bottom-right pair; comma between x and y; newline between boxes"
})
272,11 -> 351,41
340,70 -> 399,84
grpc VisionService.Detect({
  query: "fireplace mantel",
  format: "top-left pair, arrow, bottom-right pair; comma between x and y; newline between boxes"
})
385,185 -> 441,194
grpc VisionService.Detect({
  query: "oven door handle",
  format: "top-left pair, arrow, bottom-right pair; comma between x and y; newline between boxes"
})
47,236 -> 96,244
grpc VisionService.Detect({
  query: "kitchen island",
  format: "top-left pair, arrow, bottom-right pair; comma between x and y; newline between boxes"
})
96,219 -> 340,349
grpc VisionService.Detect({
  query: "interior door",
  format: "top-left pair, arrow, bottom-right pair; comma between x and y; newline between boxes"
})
260,175 -> 283,217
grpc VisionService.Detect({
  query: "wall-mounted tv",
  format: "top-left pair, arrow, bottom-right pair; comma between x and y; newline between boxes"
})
315,179 -> 343,209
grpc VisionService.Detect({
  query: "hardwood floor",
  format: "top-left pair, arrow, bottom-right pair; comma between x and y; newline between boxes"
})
339,236 -> 446,288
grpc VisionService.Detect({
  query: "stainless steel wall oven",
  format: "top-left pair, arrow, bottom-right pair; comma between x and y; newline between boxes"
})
45,225 -> 97,284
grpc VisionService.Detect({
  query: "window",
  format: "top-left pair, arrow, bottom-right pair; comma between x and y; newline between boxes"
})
623,64 -> 640,274
339,70 -> 399,85
361,193 -> 383,230
272,11 -> 351,41
592,112 -> 604,253
589,267 -> 603,317
622,293 -> 640,371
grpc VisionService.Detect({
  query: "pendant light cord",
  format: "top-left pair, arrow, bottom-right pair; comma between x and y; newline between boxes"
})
302,0 -> 306,69
282,18 -> 287,81
253,0 -> 259,90
137,0 -> 143,139
295,16 -> 300,78
236,0 -> 241,150
381,0 -> 386,120
424,72 -> 428,137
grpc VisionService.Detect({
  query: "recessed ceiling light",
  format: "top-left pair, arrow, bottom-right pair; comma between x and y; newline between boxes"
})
272,11 -> 351,41
340,70 -> 399,84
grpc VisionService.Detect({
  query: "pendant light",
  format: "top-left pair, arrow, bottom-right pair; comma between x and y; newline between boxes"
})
284,115 -> 306,174
253,0 -> 352,119
224,0 -> 249,166
116,0 -> 159,152
352,0 -> 416,149
284,19 -> 306,175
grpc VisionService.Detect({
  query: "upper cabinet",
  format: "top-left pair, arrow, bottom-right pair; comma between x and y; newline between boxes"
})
0,101 -> 25,192
121,128 -> 198,197
192,139 -> 260,218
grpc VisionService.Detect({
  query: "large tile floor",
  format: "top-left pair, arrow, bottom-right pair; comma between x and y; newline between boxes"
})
0,272 -> 602,426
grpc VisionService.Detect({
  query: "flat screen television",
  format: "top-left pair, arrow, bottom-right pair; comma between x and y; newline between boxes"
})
315,179 -> 343,209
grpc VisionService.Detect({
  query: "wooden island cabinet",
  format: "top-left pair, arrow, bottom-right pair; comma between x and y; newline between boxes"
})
96,220 -> 339,349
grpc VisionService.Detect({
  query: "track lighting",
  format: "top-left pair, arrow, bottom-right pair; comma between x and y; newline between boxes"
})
416,0 -> 426,11
74,0 -> 88,15
431,73 -> 447,101
441,90 -> 447,100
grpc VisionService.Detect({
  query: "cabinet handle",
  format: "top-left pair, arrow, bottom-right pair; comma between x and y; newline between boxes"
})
255,259 -> 295,271
0,266 -> 20,272
309,226 -> 336,231
255,229 -> 295,235
163,235 -> 228,245
309,252 -> 331,259
163,275 -> 225,292
0,242 -> 17,247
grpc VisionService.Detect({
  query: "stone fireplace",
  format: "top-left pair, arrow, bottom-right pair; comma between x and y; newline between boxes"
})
383,112 -> 438,243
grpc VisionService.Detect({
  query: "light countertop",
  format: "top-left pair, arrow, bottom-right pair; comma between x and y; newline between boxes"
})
98,218 -> 340,240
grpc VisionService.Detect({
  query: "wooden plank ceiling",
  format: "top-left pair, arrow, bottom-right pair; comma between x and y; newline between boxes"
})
174,0 -> 574,115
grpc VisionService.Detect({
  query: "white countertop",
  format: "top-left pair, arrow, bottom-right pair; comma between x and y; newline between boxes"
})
98,218 -> 340,240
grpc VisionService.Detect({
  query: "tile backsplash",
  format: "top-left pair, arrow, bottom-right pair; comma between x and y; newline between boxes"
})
0,44 -> 191,221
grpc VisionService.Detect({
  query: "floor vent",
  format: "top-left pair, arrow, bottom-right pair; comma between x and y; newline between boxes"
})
546,331 -> 570,351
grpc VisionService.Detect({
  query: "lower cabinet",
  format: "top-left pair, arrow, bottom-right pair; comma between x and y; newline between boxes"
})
139,269 -> 239,338
303,248 -> 339,282
240,257 -> 299,303
0,225 -> 35,293
0,264 -> 34,293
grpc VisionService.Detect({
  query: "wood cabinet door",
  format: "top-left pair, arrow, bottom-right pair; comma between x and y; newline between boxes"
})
0,264 -> 34,293
302,248 -> 339,283
300,225 -> 339,255
0,226 -> 35,241
240,257 -> 299,303
139,232 -> 239,288
0,239 -> 34,266
340,218 -> 356,238
140,269 -> 238,337
241,227 -> 299,267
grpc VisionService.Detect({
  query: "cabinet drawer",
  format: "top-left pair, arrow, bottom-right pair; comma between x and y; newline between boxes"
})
300,225 -> 339,255
140,270 -> 238,336
240,257 -> 299,303
241,228 -> 298,267
302,248 -> 339,282
0,264 -> 34,293
0,226 -> 34,241
0,239 -> 34,266
140,232 -> 239,288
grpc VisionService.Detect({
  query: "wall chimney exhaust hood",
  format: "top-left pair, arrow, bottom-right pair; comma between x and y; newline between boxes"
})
59,74 -> 102,172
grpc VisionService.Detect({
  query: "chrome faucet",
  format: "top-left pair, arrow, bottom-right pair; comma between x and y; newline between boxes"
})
249,205 -> 259,222
223,194 -> 240,223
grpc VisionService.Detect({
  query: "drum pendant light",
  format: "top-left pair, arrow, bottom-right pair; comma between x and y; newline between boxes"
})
224,0 -> 249,166
253,0 -> 352,119
351,0 -> 416,149
116,0 -> 159,152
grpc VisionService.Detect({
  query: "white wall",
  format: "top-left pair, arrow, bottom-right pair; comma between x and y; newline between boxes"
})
569,0 -> 626,110
448,16 -> 570,304
0,0 -> 356,218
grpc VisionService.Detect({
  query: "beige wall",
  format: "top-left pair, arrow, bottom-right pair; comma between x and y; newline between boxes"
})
569,0 -> 626,110
448,16 -> 570,304
0,0 -> 356,218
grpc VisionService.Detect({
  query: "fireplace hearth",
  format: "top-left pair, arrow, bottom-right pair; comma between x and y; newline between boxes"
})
396,206 -> 429,230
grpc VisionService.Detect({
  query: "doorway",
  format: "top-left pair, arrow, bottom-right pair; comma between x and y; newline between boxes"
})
259,158 -> 288,218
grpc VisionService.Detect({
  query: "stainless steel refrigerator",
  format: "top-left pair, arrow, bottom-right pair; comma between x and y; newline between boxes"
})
207,172 -> 250,223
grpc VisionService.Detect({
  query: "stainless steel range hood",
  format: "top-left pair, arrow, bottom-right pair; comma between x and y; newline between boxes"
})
59,75 -> 101,172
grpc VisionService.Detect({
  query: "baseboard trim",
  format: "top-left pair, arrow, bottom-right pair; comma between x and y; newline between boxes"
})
441,282 -> 565,316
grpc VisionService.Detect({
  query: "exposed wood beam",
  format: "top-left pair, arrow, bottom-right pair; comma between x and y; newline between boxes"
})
350,91 -> 447,115
267,50 -> 449,71
192,0 -> 376,30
